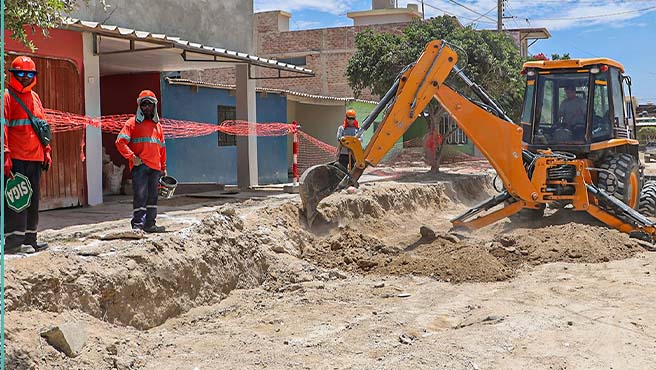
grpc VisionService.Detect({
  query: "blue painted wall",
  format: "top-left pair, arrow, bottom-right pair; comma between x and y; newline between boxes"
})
161,79 -> 288,184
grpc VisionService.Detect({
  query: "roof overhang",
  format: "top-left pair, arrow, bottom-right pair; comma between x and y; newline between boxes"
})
347,8 -> 422,19
165,77 -> 378,106
507,28 -> 551,40
523,58 -> 624,73
61,18 -> 314,77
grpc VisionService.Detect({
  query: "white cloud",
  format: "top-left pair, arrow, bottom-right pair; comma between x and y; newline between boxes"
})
397,0 -> 656,31
291,20 -> 322,30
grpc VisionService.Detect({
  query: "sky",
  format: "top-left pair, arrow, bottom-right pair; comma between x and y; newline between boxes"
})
254,0 -> 656,104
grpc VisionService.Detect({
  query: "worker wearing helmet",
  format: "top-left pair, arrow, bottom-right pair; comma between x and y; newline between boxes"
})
3,56 -> 52,254
115,90 -> 167,233
336,109 -> 362,169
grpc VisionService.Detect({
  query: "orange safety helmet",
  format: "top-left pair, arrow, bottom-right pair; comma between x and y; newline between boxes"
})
345,109 -> 356,118
9,56 -> 37,74
137,89 -> 158,103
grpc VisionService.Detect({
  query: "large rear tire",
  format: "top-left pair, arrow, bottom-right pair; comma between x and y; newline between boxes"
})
597,153 -> 641,209
639,180 -> 656,217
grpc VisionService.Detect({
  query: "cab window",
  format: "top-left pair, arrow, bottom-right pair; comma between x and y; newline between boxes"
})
591,72 -> 611,142
533,73 -> 589,145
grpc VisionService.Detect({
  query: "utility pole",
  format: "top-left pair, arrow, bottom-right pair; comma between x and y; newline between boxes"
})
421,0 -> 425,19
497,0 -> 503,31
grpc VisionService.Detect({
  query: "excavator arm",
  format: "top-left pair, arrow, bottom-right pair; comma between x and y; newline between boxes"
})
300,40 -> 538,224
299,40 -> 656,242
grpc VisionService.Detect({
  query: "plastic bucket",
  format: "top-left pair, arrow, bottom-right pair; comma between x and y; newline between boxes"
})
158,175 -> 178,199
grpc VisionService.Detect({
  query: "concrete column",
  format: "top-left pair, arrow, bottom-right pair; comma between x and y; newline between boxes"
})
82,33 -> 103,206
235,64 -> 258,189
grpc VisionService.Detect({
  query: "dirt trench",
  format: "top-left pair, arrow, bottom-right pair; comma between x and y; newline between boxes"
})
7,175 -> 645,329
4,173 -> 649,369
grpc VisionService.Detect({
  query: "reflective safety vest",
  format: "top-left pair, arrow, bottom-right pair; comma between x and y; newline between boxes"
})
3,76 -> 49,161
115,117 -> 166,171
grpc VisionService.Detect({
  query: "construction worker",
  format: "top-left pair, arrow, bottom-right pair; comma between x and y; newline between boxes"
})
336,109 -> 361,169
115,90 -> 167,233
3,56 -> 52,254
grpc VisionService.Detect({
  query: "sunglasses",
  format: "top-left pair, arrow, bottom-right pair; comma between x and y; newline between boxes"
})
13,71 -> 35,78
140,101 -> 156,107
346,117 -> 355,120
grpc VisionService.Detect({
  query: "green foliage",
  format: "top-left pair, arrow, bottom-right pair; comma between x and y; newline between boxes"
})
551,53 -> 571,60
4,0 -> 102,49
346,16 -> 526,122
638,127 -> 656,143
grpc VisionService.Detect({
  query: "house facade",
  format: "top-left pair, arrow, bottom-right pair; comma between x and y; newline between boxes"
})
188,1 -> 549,157
4,0 -> 312,209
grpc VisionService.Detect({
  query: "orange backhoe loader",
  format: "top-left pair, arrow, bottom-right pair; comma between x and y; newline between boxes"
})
299,40 -> 656,241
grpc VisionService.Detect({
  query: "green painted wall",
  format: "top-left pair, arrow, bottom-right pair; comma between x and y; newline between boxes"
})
345,102 -> 478,160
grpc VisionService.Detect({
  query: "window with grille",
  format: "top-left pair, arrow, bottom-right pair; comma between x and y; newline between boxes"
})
439,115 -> 468,144
277,56 -> 307,66
218,105 -> 237,147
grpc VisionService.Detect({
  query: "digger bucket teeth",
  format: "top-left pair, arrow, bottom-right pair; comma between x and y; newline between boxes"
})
299,162 -> 349,226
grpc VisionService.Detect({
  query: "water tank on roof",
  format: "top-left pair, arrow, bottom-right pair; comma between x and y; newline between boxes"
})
372,0 -> 396,9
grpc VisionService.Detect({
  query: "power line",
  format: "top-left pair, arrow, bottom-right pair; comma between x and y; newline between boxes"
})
442,0 -> 498,21
503,1 -> 524,29
465,6 -> 498,26
422,1 -> 496,23
524,5 -> 656,20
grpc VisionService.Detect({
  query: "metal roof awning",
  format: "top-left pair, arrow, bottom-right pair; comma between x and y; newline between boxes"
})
61,18 -> 314,77
165,77 -> 379,106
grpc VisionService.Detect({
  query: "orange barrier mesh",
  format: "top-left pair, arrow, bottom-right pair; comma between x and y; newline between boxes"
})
43,109 -> 478,176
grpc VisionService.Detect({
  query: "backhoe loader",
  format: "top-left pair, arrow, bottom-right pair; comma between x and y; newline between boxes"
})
299,40 -> 656,241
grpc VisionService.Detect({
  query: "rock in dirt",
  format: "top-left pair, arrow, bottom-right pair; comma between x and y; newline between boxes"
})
77,247 -> 102,257
399,333 -> 417,345
99,230 -> 145,241
420,226 -> 436,240
373,282 -> 385,288
40,322 -> 87,357
438,234 -> 460,243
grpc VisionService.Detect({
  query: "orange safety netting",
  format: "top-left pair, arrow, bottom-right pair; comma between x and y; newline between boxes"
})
42,109 -> 479,176
45,110 -> 296,138
297,132 -> 338,174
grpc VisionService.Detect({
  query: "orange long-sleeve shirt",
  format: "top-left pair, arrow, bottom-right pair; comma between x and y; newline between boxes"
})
3,77 -> 50,161
115,117 -> 166,171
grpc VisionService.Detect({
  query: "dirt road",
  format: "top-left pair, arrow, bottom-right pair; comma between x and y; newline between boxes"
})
5,173 -> 656,369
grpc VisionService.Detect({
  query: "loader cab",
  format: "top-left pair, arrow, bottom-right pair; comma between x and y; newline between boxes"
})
520,59 -> 636,154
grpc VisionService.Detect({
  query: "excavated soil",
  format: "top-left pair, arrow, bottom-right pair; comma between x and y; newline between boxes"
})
3,172 -> 652,369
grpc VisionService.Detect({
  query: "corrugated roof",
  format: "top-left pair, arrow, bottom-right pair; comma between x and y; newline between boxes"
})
61,18 -> 314,76
165,77 -> 379,105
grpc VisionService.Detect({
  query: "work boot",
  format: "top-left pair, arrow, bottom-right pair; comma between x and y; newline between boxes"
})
5,245 -> 36,254
30,242 -> 49,252
143,224 -> 166,233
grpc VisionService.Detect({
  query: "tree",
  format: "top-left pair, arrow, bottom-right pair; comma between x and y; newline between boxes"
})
346,16 -> 525,173
551,53 -> 571,60
638,127 -> 656,144
5,0 -> 103,48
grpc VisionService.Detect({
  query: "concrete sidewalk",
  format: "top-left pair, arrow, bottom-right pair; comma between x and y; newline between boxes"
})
38,189 -> 295,232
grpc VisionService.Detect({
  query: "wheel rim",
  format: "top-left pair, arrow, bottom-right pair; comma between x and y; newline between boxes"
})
628,171 -> 639,208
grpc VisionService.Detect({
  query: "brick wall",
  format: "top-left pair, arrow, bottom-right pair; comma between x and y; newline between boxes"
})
184,13 -> 408,101
186,12 -> 526,101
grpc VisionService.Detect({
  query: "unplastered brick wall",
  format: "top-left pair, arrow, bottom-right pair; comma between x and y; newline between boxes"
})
183,12 -> 407,101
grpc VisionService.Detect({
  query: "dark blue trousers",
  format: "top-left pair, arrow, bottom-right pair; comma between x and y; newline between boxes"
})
131,164 -> 160,229
4,159 -> 41,249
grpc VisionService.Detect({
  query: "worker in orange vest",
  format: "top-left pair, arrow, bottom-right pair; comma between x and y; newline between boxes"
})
115,90 -> 167,233
3,56 -> 52,254
336,109 -> 362,169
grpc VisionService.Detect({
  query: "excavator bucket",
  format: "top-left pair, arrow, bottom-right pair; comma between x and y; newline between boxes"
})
299,162 -> 349,226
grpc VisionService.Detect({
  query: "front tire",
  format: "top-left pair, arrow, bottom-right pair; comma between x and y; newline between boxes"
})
597,153 -> 641,209
639,180 -> 656,217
